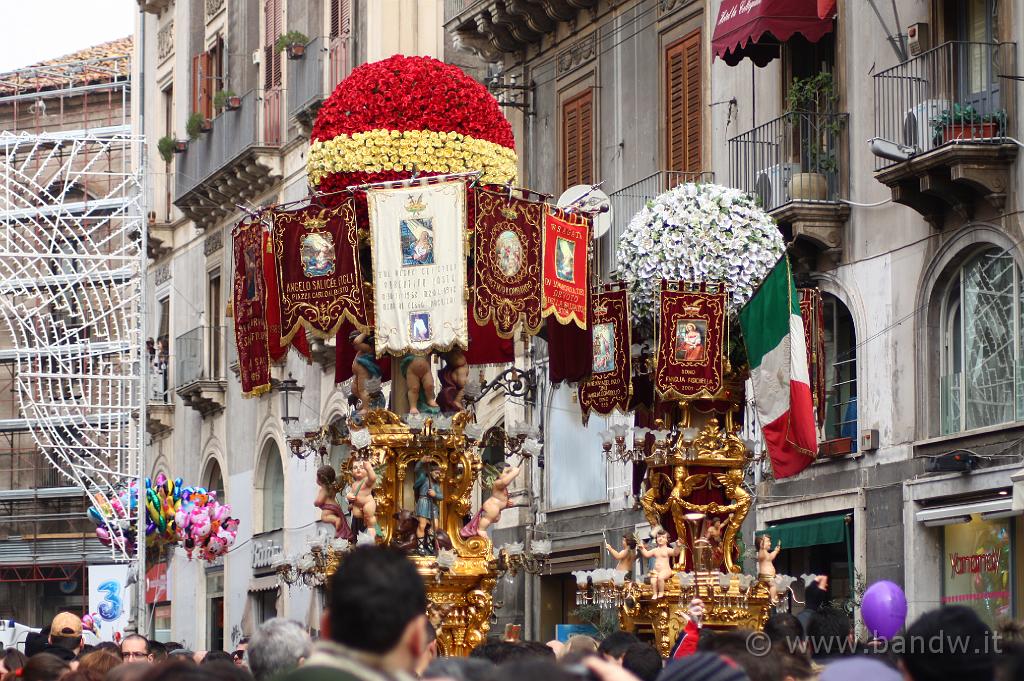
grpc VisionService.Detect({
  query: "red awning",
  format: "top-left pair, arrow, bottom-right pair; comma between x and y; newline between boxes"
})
712,0 -> 834,67
817,0 -> 837,20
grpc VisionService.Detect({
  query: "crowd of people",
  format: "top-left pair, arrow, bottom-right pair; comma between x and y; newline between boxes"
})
2,547 -> 1022,681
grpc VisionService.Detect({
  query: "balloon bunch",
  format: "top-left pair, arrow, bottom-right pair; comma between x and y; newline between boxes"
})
88,481 -> 139,552
175,487 -> 239,561
88,475 -> 240,562
81,613 -> 99,635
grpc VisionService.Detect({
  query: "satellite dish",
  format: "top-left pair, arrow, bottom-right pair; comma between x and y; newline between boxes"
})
557,185 -> 613,240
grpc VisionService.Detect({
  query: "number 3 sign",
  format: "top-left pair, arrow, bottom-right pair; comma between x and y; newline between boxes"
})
88,565 -> 130,640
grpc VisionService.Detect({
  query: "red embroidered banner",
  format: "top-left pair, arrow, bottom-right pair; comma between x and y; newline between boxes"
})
272,200 -> 369,343
473,190 -> 544,337
541,208 -> 589,329
655,282 -> 728,400
263,231 -> 310,361
232,220 -> 271,397
579,286 -> 632,420
799,288 -> 827,428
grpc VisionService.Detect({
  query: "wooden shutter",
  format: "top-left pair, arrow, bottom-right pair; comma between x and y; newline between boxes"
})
562,90 -> 594,189
191,52 -> 213,119
666,30 -> 702,173
264,0 -> 282,89
330,0 -> 351,38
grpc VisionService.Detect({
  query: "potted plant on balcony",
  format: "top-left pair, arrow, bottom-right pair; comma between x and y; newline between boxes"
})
157,135 -> 176,163
186,111 -> 212,139
931,103 -> 1006,144
276,31 -> 309,59
213,89 -> 241,111
786,72 -> 842,201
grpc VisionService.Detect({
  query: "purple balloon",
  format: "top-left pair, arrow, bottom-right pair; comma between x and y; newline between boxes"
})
861,580 -> 907,639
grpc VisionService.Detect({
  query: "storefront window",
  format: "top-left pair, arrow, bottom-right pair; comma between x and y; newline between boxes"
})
942,516 -> 1012,628
153,604 -> 172,643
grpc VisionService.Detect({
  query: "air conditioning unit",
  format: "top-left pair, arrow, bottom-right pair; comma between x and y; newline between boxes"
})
903,98 -> 950,150
754,163 -> 800,210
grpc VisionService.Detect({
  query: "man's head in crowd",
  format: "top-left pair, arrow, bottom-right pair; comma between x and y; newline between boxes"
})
324,545 -> 429,673
598,631 -> 640,663
247,618 -> 312,681
900,606 -> 995,681
120,634 -> 152,664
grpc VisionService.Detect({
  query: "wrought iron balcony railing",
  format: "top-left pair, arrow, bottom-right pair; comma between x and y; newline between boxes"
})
287,37 -> 326,123
872,41 -> 1016,170
728,111 -> 849,214
174,325 -> 226,387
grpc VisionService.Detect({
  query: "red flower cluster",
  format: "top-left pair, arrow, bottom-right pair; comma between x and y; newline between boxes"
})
311,55 -> 515,150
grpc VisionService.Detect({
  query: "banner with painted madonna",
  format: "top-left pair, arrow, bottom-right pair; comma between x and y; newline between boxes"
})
578,285 -> 632,420
232,219 -> 271,397
541,208 -> 590,329
655,282 -> 728,400
272,199 -> 369,342
473,189 -> 544,337
366,179 -> 468,356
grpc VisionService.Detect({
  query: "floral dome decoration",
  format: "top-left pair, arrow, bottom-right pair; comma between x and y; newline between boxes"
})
307,55 -> 518,193
615,182 -> 785,331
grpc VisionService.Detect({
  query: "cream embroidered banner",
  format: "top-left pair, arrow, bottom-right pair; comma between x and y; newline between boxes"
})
367,179 -> 469,356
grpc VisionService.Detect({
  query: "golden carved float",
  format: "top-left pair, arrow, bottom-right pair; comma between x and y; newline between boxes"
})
322,409 -> 498,657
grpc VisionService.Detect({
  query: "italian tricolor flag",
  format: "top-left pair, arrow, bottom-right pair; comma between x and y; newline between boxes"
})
739,257 -> 818,479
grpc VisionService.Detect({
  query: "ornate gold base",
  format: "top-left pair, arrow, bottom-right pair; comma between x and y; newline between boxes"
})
618,579 -> 773,657
415,557 -> 496,656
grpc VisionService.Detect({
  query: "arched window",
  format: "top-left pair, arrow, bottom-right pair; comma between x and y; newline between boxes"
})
203,459 -> 225,505
822,294 -> 857,444
258,441 -> 285,532
940,247 -> 1020,434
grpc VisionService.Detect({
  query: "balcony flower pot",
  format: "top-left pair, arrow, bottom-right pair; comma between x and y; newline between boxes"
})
818,436 -> 854,458
286,43 -> 306,59
200,118 -> 213,133
276,31 -> 310,59
226,95 -> 242,110
942,121 -> 1000,143
789,172 -> 828,201
174,139 -> 188,153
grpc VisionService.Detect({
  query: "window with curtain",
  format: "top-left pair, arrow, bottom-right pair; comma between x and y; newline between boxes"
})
822,294 -> 857,444
941,247 -> 1020,434
561,90 -> 593,190
260,443 -> 285,531
665,30 -> 702,173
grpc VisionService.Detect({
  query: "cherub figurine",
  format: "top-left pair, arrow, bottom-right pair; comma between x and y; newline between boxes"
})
704,517 -> 724,569
413,457 -> 444,555
401,353 -> 439,415
639,529 -> 681,600
314,465 -> 352,539
757,534 -> 782,602
460,464 -> 521,539
345,459 -> 377,536
351,332 -> 383,415
604,534 -> 637,577
437,348 -> 470,412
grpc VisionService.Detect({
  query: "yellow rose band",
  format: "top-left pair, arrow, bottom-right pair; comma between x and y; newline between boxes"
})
307,129 -> 519,187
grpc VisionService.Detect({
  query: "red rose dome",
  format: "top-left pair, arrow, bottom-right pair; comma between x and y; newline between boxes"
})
307,55 -> 517,194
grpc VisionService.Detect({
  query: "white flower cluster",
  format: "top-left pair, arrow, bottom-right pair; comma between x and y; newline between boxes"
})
615,182 -> 784,332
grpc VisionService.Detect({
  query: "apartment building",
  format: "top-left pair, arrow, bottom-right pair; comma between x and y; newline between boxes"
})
0,38 -> 133,627
136,0 -> 494,649
444,0 -> 1024,637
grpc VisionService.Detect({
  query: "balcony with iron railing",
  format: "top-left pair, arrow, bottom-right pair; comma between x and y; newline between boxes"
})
173,89 -> 283,230
443,0 -> 599,60
872,41 -> 1018,225
287,36 -> 326,129
729,111 -> 850,258
147,351 -> 174,439
599,170 -> 714,281
174,326 -> 227,417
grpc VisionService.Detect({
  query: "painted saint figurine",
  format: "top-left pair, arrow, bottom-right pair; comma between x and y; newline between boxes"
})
757,534 -> 782,602
461,464 -> 520,539
639,529 -> 681,600
346,459 -> 377,536
437,348 -> 470,412
401,353 -> 440,415
413,457 -> 444,555
315,465 -> 352,539
351,332 -> 383,415
605,534 -> 637,577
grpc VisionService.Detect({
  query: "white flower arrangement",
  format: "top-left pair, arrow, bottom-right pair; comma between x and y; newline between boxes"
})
615,182 -> 784,333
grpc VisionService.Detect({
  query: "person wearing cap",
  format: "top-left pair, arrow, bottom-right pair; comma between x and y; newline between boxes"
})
38,612 -> 83,661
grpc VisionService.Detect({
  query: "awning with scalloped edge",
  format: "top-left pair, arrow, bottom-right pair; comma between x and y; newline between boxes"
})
712,0 -> 834,67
